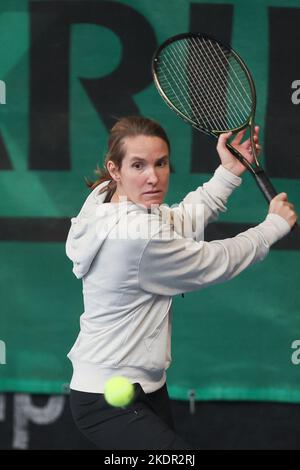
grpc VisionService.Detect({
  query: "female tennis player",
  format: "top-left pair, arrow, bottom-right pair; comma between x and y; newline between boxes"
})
66,116 -> 297,450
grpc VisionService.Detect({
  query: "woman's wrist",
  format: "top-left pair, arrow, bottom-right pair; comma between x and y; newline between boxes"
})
221,163 -> 244,177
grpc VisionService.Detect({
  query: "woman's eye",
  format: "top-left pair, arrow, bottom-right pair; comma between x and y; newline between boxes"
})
133,163 -> 143,169
132,161 -> 168,169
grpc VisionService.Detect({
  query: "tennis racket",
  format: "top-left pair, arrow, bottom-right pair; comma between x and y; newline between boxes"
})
152,32 -> 278,203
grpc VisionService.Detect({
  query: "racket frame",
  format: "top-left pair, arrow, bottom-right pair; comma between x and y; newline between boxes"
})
152,32 -> 278,203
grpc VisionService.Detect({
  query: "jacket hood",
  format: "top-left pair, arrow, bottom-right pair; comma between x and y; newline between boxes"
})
66,180 -> 146,279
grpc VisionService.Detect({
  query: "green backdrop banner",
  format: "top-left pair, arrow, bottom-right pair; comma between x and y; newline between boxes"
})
0,0 -> 300,402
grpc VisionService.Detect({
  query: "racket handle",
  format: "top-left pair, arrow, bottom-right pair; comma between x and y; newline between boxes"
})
253,169 -> 298,231
252,169 -> 277,203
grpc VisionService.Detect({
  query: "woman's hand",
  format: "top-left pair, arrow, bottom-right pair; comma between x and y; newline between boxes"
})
269,193 -> 298,228
216,126 -> 262,177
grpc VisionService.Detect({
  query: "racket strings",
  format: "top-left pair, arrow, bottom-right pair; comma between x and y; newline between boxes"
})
205,40 -> 252,111
155,36 -> 253,131
161,46 -> 227,130
184,38 -> 251,125
191,38 -> 250,125
158,45 -> 239,130
178,41 -> 229,125
160,40 -> 226,128
186,39 -> 241,129
166,44 -> 220,129
186,37 -> 251,118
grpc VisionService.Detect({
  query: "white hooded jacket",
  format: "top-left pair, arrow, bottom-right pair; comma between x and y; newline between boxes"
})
66,165 -> 290,393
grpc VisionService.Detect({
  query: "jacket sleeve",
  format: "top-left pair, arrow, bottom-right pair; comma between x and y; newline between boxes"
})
138,213 -> 291,296
159,165 -> 242,242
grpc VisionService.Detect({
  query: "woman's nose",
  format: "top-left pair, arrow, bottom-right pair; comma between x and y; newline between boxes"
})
146,167 -> 159,183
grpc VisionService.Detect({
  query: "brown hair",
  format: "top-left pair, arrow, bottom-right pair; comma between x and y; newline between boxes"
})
85,116 -> 170,201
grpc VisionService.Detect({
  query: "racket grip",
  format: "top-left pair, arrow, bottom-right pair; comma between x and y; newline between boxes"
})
253,169 -> 298,231
253,169 -> 277,203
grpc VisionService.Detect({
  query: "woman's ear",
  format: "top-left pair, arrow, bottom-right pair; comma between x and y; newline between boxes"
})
106,160 -> 120,182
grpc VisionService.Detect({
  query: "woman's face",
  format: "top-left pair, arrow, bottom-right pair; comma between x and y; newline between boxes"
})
108,135 -> 170,209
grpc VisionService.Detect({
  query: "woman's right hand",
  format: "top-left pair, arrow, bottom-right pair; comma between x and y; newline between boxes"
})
268,193 -> 298,228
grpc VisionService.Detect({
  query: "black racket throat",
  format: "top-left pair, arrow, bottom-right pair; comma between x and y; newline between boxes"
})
223,141 -> 276,203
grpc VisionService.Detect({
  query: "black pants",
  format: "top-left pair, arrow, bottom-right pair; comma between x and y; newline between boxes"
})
69,383 -> 192,450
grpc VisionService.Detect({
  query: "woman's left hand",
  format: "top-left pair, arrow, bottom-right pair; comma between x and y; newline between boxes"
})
216,126 -> 262,177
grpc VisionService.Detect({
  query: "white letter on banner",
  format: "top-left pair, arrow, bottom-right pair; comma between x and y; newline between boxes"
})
13,394 -> 65,449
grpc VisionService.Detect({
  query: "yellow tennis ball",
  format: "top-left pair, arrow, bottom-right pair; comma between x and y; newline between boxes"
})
104,376 -> 135,407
